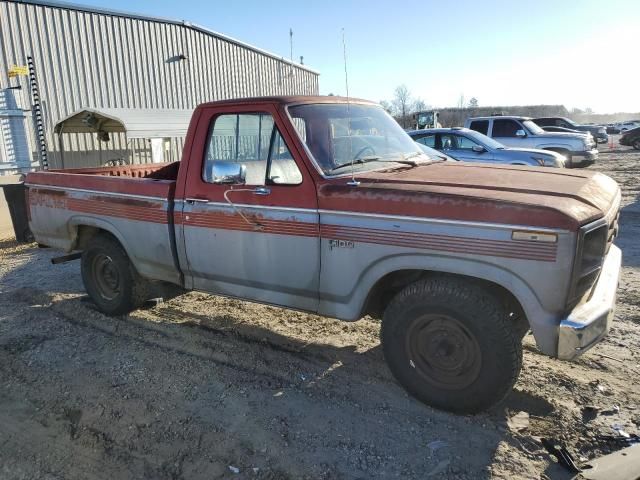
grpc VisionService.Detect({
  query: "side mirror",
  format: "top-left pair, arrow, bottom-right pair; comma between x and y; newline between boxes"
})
515,129 -> 527,138
205,161 -> 247,184
471,145 -> 486,153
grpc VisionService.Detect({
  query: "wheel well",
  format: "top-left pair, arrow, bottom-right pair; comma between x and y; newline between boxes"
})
543,147 -> 570,156
362,270 -> 528,328
74,225 -> 117,250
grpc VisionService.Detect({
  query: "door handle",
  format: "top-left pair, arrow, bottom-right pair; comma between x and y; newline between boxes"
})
253,187 -> 271,196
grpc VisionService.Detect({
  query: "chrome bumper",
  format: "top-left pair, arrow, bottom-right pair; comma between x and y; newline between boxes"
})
557,245 -> 621,360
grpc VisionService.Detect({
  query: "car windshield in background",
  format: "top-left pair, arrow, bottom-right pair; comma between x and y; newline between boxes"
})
288,103 -> 431,176
522,120 -> 545,135
464,130 -> 506,150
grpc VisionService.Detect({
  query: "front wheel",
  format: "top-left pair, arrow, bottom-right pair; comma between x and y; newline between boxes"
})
381,277 -> 522,413
81,234 -> 150,315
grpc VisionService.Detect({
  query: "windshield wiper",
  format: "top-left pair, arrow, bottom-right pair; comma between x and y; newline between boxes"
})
328,156 -> 381,173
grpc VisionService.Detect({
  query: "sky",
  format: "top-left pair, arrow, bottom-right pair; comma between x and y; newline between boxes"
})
76,0 -> 640,113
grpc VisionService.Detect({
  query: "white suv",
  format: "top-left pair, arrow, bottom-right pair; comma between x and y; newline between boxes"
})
464,116 -> 598,167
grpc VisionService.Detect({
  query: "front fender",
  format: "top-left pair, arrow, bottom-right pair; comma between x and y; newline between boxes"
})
319,253 -> 559,356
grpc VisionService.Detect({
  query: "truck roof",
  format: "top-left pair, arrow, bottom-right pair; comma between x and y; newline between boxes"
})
467,115 -> 532,121
198,95 -> 377,109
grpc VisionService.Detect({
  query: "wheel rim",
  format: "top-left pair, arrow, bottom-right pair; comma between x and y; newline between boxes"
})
91,253 -> 121,301
406,314 -> 482,390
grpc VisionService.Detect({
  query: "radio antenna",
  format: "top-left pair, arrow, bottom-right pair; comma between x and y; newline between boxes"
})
289,28 -> 294,77
342,28 -> 359,186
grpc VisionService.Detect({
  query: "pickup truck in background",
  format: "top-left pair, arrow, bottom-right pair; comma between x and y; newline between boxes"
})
26,96 -> 622,414
532,117 -> 608,144
464,115 -> 599,167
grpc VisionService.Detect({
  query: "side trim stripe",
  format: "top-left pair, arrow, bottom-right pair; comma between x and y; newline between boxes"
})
30,193 -> 558,261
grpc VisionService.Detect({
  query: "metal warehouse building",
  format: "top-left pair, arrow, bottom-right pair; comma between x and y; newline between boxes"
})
0,0 -> 319,171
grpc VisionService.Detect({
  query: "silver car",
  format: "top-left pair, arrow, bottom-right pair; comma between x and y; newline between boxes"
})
408,128 -> 566,167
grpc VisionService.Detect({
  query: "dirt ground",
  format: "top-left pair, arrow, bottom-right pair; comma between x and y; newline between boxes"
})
1,141 -> 639,480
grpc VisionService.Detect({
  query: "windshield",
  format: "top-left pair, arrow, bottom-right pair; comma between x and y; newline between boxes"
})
463,129 -> 506,150
288,103 -> 431,175
562,117 -> 577,127
522,120 -> 545,135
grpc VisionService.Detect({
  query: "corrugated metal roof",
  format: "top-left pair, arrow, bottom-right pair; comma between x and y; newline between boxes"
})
54,108 -> 194,138
10,0 -> 319,75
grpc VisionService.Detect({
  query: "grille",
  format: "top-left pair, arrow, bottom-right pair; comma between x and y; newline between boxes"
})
605,209 -> 620,254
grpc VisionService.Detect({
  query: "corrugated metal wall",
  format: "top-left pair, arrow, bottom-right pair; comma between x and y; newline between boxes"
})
0,0 -> 320,169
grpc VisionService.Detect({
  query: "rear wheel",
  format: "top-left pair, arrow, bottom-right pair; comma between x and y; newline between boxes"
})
381,277 -> 522,413
81,234 -> 150,315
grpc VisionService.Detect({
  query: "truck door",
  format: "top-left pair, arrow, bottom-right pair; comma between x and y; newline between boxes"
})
179,104 -> 320,312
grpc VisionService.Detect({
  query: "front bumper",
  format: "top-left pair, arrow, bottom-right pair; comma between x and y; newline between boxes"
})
572,148 -> 599,163
557,245 -> 621,360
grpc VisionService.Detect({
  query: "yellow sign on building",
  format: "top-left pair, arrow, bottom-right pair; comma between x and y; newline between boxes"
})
8,65 -> 29,77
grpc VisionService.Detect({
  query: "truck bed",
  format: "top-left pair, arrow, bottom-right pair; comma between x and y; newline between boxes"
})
26,162 -> 180,198
25,162 -> 182,284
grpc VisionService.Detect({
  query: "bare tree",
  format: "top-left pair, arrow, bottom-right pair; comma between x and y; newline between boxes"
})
392,85 -> 413,128
379,100 -> 393,114
468,97 -> 479,108
413,98 -> 428,112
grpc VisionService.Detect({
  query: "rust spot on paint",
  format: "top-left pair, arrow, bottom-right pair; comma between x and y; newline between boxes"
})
87,195 -> 161,209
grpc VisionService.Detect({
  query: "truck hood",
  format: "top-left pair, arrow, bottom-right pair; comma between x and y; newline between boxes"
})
318,162 -> 620,230
533,131 -> 589,141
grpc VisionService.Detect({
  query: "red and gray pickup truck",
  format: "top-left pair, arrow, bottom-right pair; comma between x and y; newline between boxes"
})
26,96 -> 622,413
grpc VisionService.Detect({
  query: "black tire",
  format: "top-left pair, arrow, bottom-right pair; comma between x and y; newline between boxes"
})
81,234 -> 150,315
633,139 -> 640,150
381,277 -> 522,414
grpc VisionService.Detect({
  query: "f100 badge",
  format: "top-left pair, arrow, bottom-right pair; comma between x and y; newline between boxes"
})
329,239 -> 355,250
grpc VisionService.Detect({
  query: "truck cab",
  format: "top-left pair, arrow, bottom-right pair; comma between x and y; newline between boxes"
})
464,115 -> 599,166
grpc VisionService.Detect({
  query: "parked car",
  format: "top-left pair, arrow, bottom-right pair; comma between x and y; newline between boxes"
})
532,117 -> 608,144
25,95 -> 621,414
606,124 -> 620,134
464,116 -> 598,167
414,141 -> 458,162
619,126 -> 640,150
407,128 -> 566,167
615,121 -> 640,133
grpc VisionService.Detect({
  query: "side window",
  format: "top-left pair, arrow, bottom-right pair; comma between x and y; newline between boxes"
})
440,134 -> 457,150
415,134 -> 436,148
456,135 -> 479,150
203,113 -> 302,186
492,119 -> 521,137
469,120 -> 489,135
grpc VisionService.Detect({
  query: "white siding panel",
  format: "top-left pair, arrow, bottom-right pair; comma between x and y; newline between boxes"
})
0,0 -> 319,169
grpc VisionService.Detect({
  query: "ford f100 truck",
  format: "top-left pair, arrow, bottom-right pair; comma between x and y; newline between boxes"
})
26,96 -> 622,413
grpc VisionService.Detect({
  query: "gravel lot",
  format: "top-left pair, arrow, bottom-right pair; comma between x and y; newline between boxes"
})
1,142 -> 639,479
